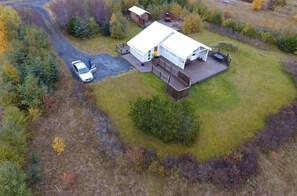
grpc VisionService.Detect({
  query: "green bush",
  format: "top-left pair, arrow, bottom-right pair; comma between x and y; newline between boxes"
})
277,35 -> 297,53
27,153 -> 41,185
17,74 -> 48,109
210,41 -> 238,52
0,143 -> 24,166
0,161 -> 30,196
66,17 -> 76,36
87,17 -> 100,38
209,9 -> 224,26
260,31 -> 276,44
73,16 -> 90,39
129,96 -> 200,146
243,26 -> 259,39
67,16 -> 100,39
225,19 -> 245,33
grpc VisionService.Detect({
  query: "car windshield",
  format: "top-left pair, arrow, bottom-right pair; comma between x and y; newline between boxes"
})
78,67 -> 89,74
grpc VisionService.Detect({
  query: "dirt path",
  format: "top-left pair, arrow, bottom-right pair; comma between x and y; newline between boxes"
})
1,0 -> 132,82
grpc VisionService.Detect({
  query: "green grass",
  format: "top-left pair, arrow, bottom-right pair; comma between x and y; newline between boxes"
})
68,21 -> 142,56
92,29 -> 297,161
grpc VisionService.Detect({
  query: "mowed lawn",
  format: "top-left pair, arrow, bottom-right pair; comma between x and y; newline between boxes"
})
68,21 -> 142,56
92,29 -> 297,161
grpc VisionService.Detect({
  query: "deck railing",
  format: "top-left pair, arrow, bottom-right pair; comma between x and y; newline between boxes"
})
116,43 -> 130,55
152,57 -> 191,101
209,49 -> 232,66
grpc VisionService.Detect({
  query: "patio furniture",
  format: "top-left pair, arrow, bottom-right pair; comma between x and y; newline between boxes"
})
213,53 -> 224,62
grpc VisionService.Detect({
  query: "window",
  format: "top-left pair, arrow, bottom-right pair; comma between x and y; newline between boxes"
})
192,53 -> 196,56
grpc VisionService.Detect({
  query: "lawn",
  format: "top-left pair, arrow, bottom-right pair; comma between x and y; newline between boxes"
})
68,21 -> 142,56
92,29 -> 297,161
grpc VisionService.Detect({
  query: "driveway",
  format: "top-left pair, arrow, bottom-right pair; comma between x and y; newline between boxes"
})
1,0 -> 132,82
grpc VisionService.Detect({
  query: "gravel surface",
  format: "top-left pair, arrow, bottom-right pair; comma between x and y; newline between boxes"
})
1,0 -> 132,82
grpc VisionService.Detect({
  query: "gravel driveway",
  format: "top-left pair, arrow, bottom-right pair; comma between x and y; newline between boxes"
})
1,0 -> 132,82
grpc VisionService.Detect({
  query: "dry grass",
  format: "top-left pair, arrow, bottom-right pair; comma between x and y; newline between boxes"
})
205,0 -> 297,32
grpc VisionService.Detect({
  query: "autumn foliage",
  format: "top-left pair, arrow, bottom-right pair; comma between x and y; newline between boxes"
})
252,0 -> 268,11
52,137 -> 66,155
181,14 -> 202,35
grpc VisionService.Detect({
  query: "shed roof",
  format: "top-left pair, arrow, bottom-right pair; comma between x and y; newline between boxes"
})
127,21 -> 175,55
161,32 -> 211,59
128,6 -> 150,16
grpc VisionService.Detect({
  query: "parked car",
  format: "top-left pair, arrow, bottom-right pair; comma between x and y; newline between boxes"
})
71,60 -> 94,82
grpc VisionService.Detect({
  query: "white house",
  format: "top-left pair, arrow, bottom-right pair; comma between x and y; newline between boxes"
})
127,21 -> 211,70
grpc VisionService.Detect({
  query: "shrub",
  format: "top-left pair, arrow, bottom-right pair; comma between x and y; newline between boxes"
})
223,10 -> 236,20
129,96 -> 200,145
181,14 -> 202,34
0,161 -> 30,196
87,17 -> 100,37
109,12 -> 127,39
267,0 -> 287,10
171,2 -> 182,16
209,9 -> 224,26
17,74 -> 48,110
260,31 -> 276,44
146,4 -> 161,20
1,63 -> 20,84
27,153 -> 41,185
125,145 -> 144,170
28,107 -> 42,121
252,0 -> 268,11
225,19 -> 245,33
256,100 -> 297,151
210,41 -> 239,52
243,25 -> 259,39
277,35 -> 297,53
52,137 -> 66,155
66,17 -> 76,36
73,16 -> 90,39
0,143 -> 24,165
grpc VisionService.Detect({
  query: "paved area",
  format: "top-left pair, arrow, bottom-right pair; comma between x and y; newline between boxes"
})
2,0 -> 132,83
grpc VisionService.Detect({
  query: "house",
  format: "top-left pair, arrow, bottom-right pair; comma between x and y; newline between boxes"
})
127,21 -> 211,70
128,6 -> 151,26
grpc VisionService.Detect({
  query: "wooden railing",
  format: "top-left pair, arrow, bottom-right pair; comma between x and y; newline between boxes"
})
116,43 -> 130,55
209,49 -> 232,66
152,57 -> 191,101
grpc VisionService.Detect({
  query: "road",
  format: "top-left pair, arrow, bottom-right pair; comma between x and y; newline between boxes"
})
1,0 -> 132,82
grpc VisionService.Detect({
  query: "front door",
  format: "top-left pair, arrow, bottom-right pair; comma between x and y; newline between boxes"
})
154,46 -> 158,57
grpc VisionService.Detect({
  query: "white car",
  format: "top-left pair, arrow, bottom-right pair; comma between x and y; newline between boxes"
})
71,60 -> 94,82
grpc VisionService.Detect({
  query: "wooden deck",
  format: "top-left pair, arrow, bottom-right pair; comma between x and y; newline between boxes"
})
121,53 -> 229,100
183,57 -> 228,84
122,53 -> 153,73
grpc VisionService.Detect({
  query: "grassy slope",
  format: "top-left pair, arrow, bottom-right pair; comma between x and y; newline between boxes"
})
68,21 -> 142,56
92,29 -> 296,161
205,0 -> 297,32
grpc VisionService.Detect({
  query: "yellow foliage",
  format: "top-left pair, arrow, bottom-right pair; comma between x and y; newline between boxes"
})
171,3 -> 182,16
181,14 -> 202,34
252,0 -> 268,11
0,20 -> 8,53
294,15 -> 297,22
109,13 -> 118,24
52,137 -> 66,155
1,63 -> 20,83
28,107 -> 42,121
0,4 -> 21,27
